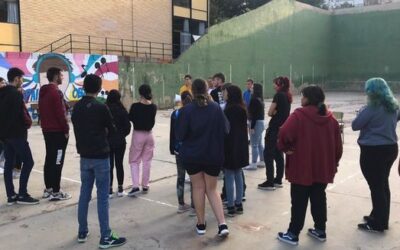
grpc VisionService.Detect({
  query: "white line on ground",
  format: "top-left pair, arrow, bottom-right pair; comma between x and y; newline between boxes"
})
31,168 -> 177,208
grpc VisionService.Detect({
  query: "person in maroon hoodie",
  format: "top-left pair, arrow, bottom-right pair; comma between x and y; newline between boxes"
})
39,67 -> 71,201
276,85 -> 342,246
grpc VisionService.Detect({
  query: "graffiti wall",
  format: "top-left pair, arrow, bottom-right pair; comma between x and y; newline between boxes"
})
0,52 -> 119,103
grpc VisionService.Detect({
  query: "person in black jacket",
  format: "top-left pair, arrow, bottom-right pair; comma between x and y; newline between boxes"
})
0,67 -> 39,205
223,85 -> 249,217
72,74 -> 126,248
106,90 -> 131,198
258,76 -> 292,190
176,79 -> 230,237
244,83 -> 265,170
170,91 -> 194,213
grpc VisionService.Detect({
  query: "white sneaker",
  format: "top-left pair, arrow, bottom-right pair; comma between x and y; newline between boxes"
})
243,164 -> 257,170
117,191 -> 126,197
257,161 -> 266,168
0,167 -> 4,175
49,191 -> 72,201
42,188 -> 53,199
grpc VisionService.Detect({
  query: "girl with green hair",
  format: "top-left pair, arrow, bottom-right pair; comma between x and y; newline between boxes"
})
352,77 -> 399,233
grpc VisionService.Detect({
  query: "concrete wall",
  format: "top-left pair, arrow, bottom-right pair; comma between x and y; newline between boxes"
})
19,0 -> 172,52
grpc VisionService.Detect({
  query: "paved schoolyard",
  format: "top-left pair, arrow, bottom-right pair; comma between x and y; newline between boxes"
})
0,92 -> 399,250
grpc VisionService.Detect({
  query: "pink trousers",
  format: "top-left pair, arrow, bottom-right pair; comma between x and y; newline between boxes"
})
129,131 -> 155,188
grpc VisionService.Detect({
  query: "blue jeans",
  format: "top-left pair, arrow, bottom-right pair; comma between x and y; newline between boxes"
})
78,157 -> 111,239
250,120 -> 265,163
225,169 -> 244,207
3,138 -> 34,197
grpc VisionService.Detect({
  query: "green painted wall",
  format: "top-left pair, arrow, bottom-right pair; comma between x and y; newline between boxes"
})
127,0 -> 400,108
329,9 -> 400,90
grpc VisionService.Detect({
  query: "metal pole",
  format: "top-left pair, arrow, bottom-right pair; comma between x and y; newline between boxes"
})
121,39 -> 124,56
290,64 -> 292,84
70,34 -> 73,53
229,64 -> 232,82
162,75 -> 165,105
263,63 -> 266,96
312,65 -> 315,84
187,64 -> 190,74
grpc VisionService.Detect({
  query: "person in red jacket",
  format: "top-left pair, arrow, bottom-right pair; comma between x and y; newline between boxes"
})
39,67 -> 71,201
276,85 -> 342,246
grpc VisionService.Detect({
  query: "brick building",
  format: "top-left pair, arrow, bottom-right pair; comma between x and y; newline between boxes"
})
0,0 -> 209,59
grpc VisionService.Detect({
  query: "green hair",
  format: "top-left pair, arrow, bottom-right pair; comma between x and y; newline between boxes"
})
365,78 -> 399,113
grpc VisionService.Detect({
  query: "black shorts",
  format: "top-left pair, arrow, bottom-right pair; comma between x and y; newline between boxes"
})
185,164 -> 221,177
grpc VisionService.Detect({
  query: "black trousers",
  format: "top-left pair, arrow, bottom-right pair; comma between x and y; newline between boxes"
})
109,144 -> 126,188
288,183 -> 328,236
43,132 -> 68,193
360,144 -> 398,230
264,128 -> 284,183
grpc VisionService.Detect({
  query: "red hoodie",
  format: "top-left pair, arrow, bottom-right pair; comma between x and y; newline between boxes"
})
38,83 -> 69,133
278,105 -> 343,186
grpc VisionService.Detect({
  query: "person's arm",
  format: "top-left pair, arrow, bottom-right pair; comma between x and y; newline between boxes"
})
121,108 -> 131,136
176,107 -> 189,142
248,99 -> 256,130
128,104 -> 135,123
169,111 -> 176,155
351,106 -> 373,131
53,90 -> 69,136
334,120 -> 343,168
103,106 -> 117,136
221,107 -> 230,134
268,93 -> 281,117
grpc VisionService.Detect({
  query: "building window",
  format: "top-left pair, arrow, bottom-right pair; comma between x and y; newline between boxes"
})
173,0 -> 191,8
0,0 -> 19,24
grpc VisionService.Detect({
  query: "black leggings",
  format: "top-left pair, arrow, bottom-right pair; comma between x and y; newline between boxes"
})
264,128 -> 284,183
360,144 -> 398,230
109,144 -> 126,188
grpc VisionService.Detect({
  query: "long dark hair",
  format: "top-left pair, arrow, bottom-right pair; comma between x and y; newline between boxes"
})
192,78 -> 210,107
252,83 -> 263,101
139,84 -> 152,100
301,85 -> 327,116
274,76 -> 293,104
226,85 -> 246,111
106,89 -> 125,110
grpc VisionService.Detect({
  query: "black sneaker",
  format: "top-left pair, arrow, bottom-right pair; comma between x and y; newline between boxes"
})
307,228 -> 327,242
99,231 -> 127,249
77,231 -> 90,243
17,194 -> 39,205
196,223 -> 206,235
273,179 -> 283,188
142,186 -> 149,194
258,181 -> 276,190
7,195 -> 17,206
235,203 -> 243,214
277,231 -> 299,246
358,223 -> 384,233
127,187 -> 140,197
218,224 -> 229,237
226,206 -> 235,217
363,215 -> 388,230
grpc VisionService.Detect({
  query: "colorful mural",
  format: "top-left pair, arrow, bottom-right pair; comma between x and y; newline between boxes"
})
0,52 -> 119,103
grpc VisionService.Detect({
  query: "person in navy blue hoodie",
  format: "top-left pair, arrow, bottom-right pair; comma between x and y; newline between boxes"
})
170,91 -> 194,213
176,79 -> 230,237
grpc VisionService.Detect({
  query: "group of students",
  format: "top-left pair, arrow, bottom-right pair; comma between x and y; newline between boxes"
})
1,66 -> 400,248
171,73 -> 400,246
0,67 -> 159,248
